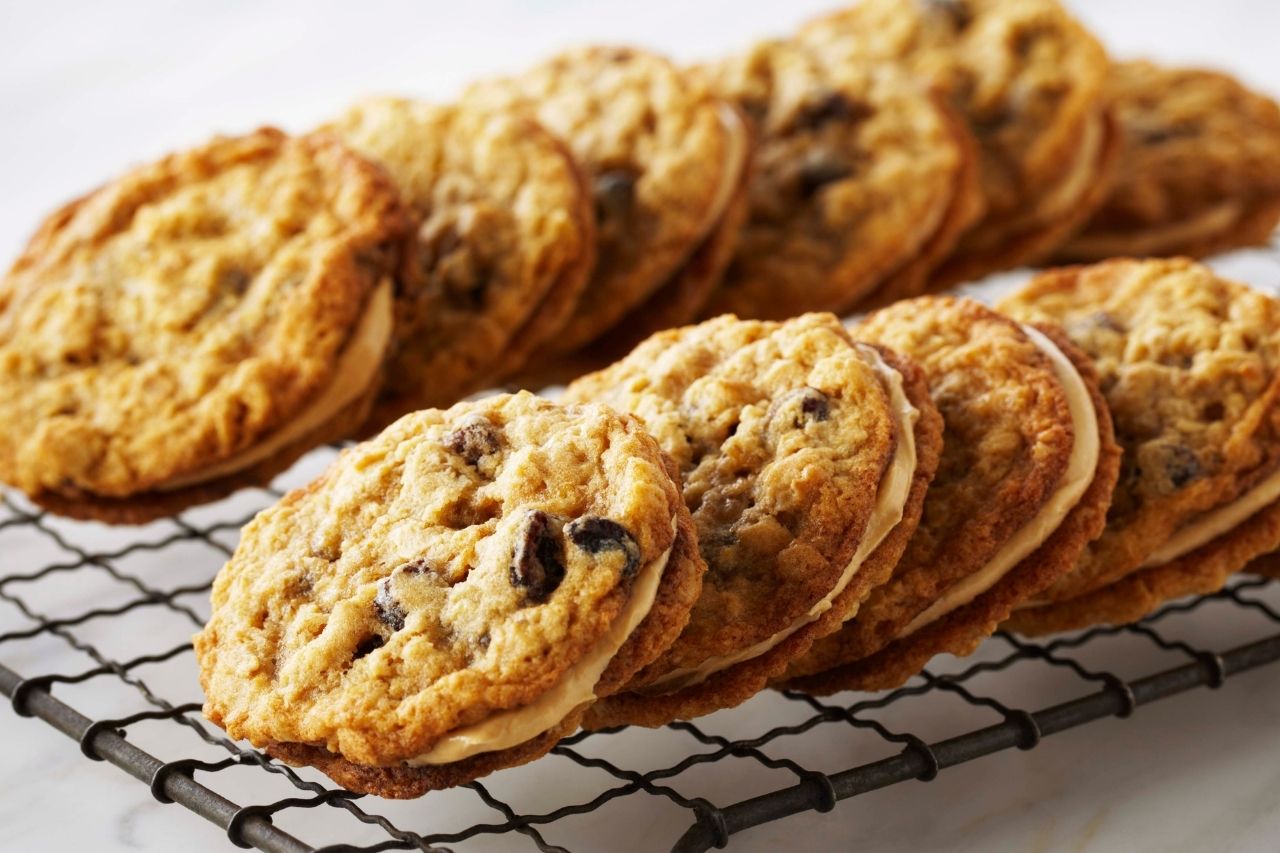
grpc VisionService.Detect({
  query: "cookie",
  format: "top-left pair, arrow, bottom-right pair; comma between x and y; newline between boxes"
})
1000,259 -> 1280,632
466,46 -> 748,353
699,39 -> 979,319
799,0 -> 1116,284
195,392 -> 704,797
783,298 -> 1120,692
563,313 -> 931,726
0,128 -> 409,523
1056,61 -> 1280,262
324,97 -> 595,425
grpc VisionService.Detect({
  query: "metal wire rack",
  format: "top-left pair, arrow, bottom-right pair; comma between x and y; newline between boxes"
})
5,243 -> 1280,852
6,450 -> 1280,852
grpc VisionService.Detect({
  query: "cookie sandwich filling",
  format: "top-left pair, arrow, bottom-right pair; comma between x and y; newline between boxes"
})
407,517 -> 676,765
160,279 -> 393,491
899,326 -> 1101,636
642,345 -> 920,694
675,103 -> 749,261
1139,463 -> 1280,569
1003,114 -> 1106,237
1066,201 -> 1246,258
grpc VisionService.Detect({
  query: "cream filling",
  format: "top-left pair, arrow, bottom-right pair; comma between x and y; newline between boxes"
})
897,326 -> 1100,638
406,520 -> 674,765
693,103 -> 750,244
641,346 -> 920,694
1021,114 -> 1105,227
1066,201 -> 1245,259
159,279 -> 393,491
1141,465 -> 1280,569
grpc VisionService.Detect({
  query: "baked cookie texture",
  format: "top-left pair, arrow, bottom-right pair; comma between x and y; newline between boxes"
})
700,39 -> 974,319
783,299 -> 1120,692
325,97 -> 595,424
466,46 -> 740,353
0,127 -> 409,522
565,313 -> 918,726
799,0 -> 1115,284
1001,259 -> 1280,630
1057,61 -> 1280,262
195,392 -> 703,795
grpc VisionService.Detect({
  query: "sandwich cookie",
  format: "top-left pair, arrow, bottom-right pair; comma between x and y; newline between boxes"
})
0,128 -> 409,524
1002,259 -> 1280,633
564,313 -> 938,726
466,46 -> 749,354
699,39 -> 980,319
196,392 -> 704,797
1056,61 -> 1280,262
783,297 -> 1120,692
799,0 -> 1117,285
324,97 -> 595,425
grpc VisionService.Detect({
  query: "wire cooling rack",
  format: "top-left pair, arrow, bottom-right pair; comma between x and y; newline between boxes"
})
4,450 -> 1280,852
5,244 -> 1280,852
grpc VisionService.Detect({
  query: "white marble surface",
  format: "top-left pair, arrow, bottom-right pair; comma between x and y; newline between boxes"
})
3,2 -> 1280,851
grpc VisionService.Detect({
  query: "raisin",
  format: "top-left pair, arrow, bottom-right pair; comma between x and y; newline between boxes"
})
922,0 -> 972,28
374,581 -> 407,632
770,386 -> 831,428
594,170 -> 638,223
444,417 -> 501,465
1163,445 -> 1203,490
510,510 -> 567,603
798,158 -> 853,198
566,516 -> 641,578
352,634 -> 385,660
797,92 -> 872,130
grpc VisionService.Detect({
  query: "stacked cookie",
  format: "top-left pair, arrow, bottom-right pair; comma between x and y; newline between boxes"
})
195,258 -> 1280,796
4,2 -> 1280,522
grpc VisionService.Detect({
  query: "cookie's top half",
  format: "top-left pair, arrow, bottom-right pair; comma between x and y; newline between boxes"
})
0,128 -> 409,498
800,0 -> 1108,219
196,392 -> 682,766
325,97 -> 594,412
1087,61 -> 1280,231
466,46 -> 738,352
1000,258 -> 1280,592
854,297 -> 1075,615
564,313 -> 895,670
702,38 -> 966,318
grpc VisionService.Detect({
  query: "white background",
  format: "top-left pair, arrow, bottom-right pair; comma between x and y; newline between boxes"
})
3,2 -> 1280,851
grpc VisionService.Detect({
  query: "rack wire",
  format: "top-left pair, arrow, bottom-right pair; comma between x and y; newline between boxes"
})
5,243 -> 1280,852
5,451 -> 1280,852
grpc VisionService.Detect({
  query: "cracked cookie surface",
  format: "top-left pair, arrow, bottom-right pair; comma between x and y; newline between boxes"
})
799,0 -> 1111,280
466,46 -> 735,353
196,392 -> 697,781
1057,61 -> 1280,261
325,97 -> 595,422
0,128 -> 407,506
565,313 -> 896,724
701,39 -> 970,319
999,258 -> 1280,602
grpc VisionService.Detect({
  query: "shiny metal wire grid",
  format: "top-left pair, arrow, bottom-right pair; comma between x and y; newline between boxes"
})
4,444 -> 1280,851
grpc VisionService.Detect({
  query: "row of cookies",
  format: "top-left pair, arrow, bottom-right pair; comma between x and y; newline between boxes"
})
196,256 -> 1280,797
4,1 -> 1280,522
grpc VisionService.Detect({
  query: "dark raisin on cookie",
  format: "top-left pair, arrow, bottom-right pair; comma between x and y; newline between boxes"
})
797,92 -> 873,131
566,516 -> 642,578
769,386 -> 831,428
922,0 -> 973,29
352,634 -> 385,660
1139,442 -> 1204,494
374,581 -> 407,632
510,510 -> 567,603
797,157 -> 854,198
594,169 -> 638,223
444,417 -> 501,465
